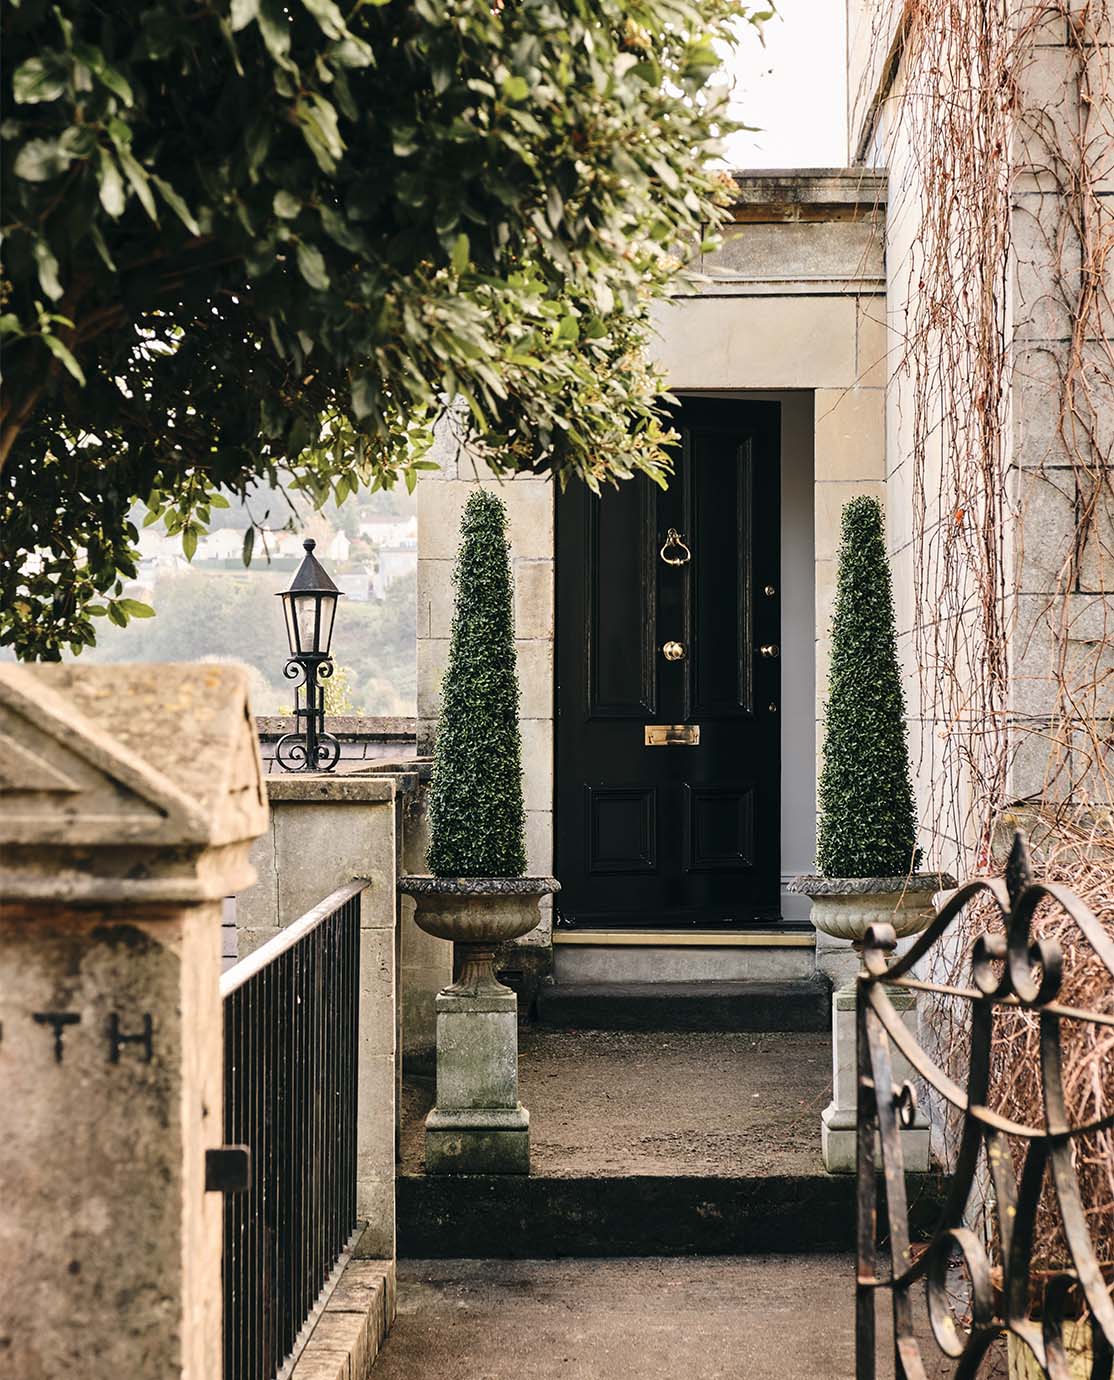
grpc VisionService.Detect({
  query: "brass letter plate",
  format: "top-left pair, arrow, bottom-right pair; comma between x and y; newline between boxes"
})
644,724 -> 700,746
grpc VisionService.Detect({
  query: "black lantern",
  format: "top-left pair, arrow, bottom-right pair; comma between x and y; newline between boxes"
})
275,539 -> 344,772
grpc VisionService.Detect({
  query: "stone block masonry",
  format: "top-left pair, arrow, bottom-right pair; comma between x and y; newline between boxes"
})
0,663 -> 268,1380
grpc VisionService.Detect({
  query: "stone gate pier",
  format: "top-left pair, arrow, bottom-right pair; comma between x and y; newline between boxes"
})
0,664 -> 267,1380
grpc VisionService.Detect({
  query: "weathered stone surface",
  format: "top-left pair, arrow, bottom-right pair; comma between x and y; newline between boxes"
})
0,663 -> 267,902
0,664 -> 266,1380
289,1259 -> 395,1380
238,773 -> 400,947
814,387 -> 885,482
821,981 -> 929,1174
234,773 -> 400,1259
651,296 -> 861,391
399,875 -> 559,897
399,784 -> 451,1073
425,1112 -> 530,1176
786,873 -> 954,896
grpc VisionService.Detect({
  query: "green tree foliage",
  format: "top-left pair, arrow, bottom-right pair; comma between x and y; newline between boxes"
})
1,0 -> 762,659
427,491 -> 525,877
816,497 -> 922,878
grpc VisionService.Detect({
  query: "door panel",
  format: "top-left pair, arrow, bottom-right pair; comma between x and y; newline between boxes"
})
555,398 -> 781,929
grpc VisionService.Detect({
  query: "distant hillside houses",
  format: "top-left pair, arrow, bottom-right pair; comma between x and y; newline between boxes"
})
129,515 -> 417,603
358,514 -> 417,549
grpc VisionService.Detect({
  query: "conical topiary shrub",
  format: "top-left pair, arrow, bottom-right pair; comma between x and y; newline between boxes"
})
816,495 -> 921,877
427,489 -> 526,877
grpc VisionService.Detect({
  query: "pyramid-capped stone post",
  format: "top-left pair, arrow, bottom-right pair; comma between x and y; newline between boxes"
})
0,663 -> 268,1379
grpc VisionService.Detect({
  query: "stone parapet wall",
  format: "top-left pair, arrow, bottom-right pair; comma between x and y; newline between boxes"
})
234,773 -> 411,1258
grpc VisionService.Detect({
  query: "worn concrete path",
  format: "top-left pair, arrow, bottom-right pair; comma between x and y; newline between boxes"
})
369,1256 -> 953,1380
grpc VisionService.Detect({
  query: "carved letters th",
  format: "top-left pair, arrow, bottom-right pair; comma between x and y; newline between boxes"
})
26,1011 -> 155,1064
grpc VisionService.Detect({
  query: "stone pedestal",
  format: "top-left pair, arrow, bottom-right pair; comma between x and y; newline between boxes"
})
0,663 -> 267,1380
821,981 -> 929,1173
398,875 -> 558,1176
426,986 -> 529,1174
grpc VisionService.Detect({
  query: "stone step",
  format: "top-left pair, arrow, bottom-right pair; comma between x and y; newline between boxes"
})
534,978 -> 831,1033
397,1170 -> 944,1259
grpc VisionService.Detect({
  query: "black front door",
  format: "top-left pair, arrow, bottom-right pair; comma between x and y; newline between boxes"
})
555,398 -> 781,929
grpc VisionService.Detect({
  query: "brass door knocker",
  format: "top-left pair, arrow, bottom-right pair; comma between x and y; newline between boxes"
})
660,528 -> 691,566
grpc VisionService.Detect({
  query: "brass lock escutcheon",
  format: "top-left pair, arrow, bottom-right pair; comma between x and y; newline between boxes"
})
662,640 -> 686,662
759,643 -> 780,659
659,528 -> 692,566
645,724 -> 701,746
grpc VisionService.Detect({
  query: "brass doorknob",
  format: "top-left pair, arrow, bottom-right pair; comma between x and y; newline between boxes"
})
662,640 -> 686,662
758,644 -> 779,659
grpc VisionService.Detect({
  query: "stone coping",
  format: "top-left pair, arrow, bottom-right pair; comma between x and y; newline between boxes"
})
725,168 -> 887,219
267,775 -> 397,803
398,874 -> 560,897
786,873 -> 956,897
256,714 -> 416,740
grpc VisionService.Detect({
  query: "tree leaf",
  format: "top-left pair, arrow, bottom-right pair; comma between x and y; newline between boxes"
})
33,240 -> 64,301
300,0 -> 346,39
90,221 -> 117,270
296,241 -> 330,290
13,137 -> 72,182
115,145 -> 158,221
42,332 -> 85,384
117,598 -> 155,617
97,147 -> 126,217
451,232 -> 470,274
258,0 -> 292,64
273,189 -> 302,219
182,526 -> 198,561
230,0 -> 259,31
242,526 -> 255,566
152,175 -> 200,234
12,56 -> 67,104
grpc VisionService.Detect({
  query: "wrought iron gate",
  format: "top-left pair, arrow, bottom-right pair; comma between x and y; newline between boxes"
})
856,832 -> 1114,1378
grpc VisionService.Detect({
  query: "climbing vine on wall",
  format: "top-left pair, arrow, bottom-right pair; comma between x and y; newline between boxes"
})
859,0 -> 1113,867
857,0 -> 1114,1274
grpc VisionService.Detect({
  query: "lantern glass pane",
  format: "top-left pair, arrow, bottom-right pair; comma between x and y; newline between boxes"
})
294,592 -> 320,654
281,594 -> 298,655
317,595 -> 337,656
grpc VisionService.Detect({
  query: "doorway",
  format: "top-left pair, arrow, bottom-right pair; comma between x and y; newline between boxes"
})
554,398 -> 782,929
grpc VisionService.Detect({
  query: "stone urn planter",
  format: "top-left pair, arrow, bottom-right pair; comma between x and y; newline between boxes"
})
399,875 -> 560,994
787,873 -> 952,1173
399,875 -> 559,1175
786,872 -> 947,949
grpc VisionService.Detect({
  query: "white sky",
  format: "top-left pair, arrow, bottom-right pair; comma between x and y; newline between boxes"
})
721,1 -> 848,169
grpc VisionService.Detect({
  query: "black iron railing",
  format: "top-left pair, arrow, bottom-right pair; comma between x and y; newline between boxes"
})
221,881 -> 366,1380
856,832 -> 1114,1379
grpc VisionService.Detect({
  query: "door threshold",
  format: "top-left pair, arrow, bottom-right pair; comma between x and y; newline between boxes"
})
552,930 -> 815,948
